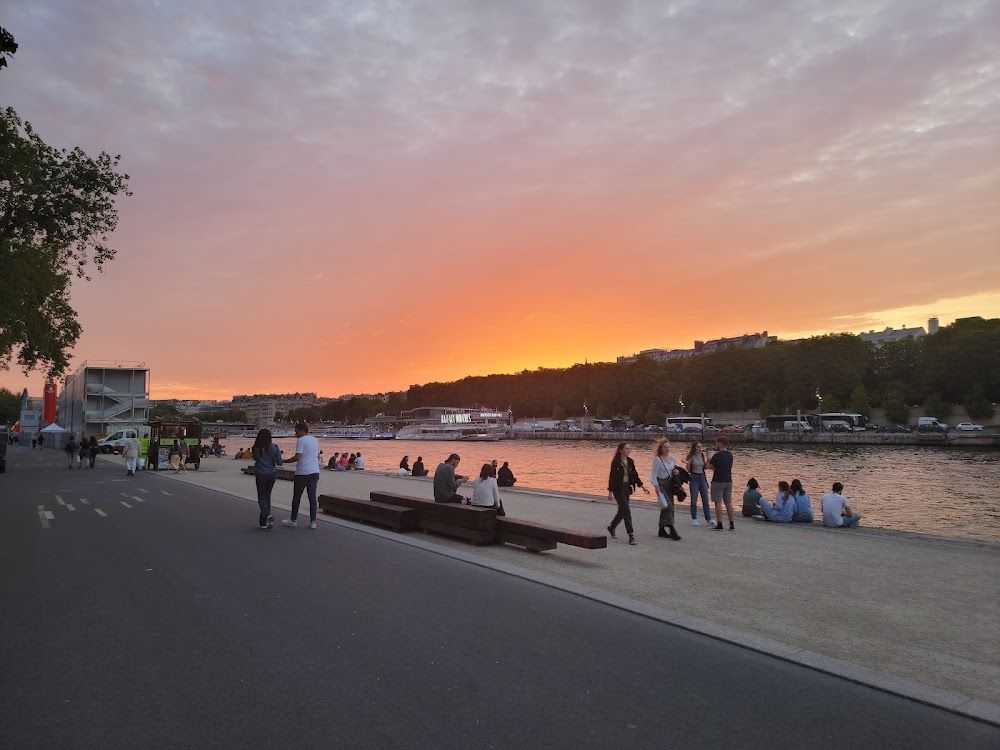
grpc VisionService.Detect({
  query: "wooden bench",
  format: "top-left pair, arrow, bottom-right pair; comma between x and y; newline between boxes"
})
241,466 -> 295,481
497,517 -> 608,552
370,491 -> 498,545
318,494 -> 416,531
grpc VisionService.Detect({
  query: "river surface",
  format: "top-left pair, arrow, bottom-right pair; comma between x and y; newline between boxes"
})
228,437 -> 1000,544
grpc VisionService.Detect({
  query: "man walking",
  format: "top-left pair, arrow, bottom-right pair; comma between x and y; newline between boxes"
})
123,434 -> 141,476
282,422 -> 321,529
434,453 -> 468,503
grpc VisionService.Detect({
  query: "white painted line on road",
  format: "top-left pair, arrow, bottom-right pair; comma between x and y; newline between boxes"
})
55,495 -> 66,506
138,488 -> 149,493
120,501 -> 133,509
132,495 -> 145,503
160,491 -> 172,496
120,492 -> 131,498
37,507 -> 49,529
66,504 -> 76,511
95,509 -> 107,517
44,511 -> 54,520
80,498 -> 89,505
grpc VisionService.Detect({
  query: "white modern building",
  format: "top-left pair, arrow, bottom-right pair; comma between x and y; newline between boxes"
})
858,324 -> 927,346
58,360 -> 150,438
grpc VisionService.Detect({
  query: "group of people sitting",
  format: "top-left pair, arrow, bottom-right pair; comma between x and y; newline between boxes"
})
431,453 -> 507,513
742,478 -> 861,528
397,454 -> 517,487
327,451 -> 365,471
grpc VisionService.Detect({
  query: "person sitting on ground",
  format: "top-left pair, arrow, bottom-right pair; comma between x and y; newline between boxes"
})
471,463 -> 501,509
347,453 -> 357,469
433,453 -> 468,503
327,453 -> 339,470
354,451 -> 365,470
411,456 -> 428,477
497,461 -> 517,487
760,480 -> 795,523
822,482 -> 862,528
790,479 -> 814,523
337,452 -> 349,471
399,455 -> 411,472
742,478 -> 763,517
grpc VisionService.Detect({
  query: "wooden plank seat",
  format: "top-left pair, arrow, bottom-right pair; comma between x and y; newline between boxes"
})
319,494 -> 416,531
370,491 -> 498,545
241,466 -> 295,481
497,518 -> 608,552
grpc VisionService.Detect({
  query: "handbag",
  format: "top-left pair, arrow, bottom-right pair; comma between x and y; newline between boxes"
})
496,498 -> 506,517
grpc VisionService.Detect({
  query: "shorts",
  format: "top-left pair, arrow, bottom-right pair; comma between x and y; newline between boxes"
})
710,481 -> 733,504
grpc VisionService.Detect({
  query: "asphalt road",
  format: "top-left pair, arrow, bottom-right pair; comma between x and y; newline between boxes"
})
1,447 -> 997,749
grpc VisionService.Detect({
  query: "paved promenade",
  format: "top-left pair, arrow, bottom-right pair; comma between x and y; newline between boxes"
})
171,456 -> 1000,711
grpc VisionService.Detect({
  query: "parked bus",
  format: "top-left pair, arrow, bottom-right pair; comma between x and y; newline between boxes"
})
809,412 -> 868,431
666,416 -> 716,432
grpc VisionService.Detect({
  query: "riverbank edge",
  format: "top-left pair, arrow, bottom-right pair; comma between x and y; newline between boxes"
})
158,466 -> 1000,727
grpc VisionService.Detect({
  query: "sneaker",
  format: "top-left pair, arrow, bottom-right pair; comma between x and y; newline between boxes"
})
715,523 -> 724,530
691,519 -> 699,526
628,536 -> 637,546
309,521 -> 317,529
729,522 -> 735,530
281,519 -> 297,527
658,528 -> 669,538
607,525 -> 617,539
258,525 -> 268,530
266,515 -> 274,529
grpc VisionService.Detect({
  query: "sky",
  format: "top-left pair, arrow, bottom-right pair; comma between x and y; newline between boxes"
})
2,0 -> 998,401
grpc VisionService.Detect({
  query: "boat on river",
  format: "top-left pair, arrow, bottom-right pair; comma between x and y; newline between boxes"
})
370,406 -> 510,442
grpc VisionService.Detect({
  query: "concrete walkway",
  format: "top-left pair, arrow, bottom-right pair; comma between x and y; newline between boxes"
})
163,458 -> 1000,713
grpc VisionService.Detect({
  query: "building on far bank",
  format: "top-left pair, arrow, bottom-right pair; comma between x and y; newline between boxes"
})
232,392 -> 320,426
58,360 -> 149,438
618,331 -> 774,364
858,324 -> 926,346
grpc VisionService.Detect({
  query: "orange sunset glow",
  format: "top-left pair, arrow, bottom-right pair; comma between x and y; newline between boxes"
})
2,1 -> 999,401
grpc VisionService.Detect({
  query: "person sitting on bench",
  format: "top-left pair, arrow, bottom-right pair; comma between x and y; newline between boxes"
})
434,453 -> 468,503
471,463 -> 501,508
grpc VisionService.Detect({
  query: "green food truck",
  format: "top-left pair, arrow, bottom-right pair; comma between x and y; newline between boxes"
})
147,417 -> 203,470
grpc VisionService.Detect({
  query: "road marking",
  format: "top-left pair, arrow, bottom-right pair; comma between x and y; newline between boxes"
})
95,509 -> 107,517
160,491 -> 172,496
120,492 -> 131,498
44,511 -> 55,520
132,495 -> 145,503
120,501 -> 133,509
37,507 -> 50,529
138,488 -> 149,494
66,504 -> 76,511
80,498 -> 89,505
55,495 -> 66,506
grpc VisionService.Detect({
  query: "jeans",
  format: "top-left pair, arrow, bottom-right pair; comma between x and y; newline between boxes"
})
256,474 -> 277,525
832,513 -> 862,528
291,473 -> 319,522
689,474 -> 711,521
609,486 -> 634,535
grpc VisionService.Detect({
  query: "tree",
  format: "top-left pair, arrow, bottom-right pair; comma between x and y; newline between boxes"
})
0,386 -> 20,424
759,392 -> 780,418
595,402 -> 609,419
551,404 -> 567,421
822,395 -> 842,413
150,403 -> 180,420
849,385 -> 872,418
1,41 -> 132,378
883,391 -> 909,425
687,402 -> 704,417
0,26 -> 16,69
628,403 -> 644,424
963,386 -> 995,422
922,393 -> 951,421
644,402 -> 665,426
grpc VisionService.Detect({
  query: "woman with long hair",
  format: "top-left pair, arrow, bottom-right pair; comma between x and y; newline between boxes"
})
685,441 -> 712,526
471,462 -> 501,509
78,435 -> 91,470
251,428 -> 283,529
607,442 -> 649,545
789,478 -> 813,523
651,438 -> 682,540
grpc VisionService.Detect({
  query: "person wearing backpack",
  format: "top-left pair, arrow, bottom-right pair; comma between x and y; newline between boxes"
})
65,436 -> 78,469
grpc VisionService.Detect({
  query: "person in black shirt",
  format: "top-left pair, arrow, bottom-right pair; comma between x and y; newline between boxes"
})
606,442 -> 649,545
708,436 -> 735,530
399,455 -> 410,472
411,456 -> 428,477
497,461 -> 516,487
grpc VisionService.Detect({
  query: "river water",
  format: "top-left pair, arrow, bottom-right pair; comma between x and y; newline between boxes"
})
231,437 -> 1000,544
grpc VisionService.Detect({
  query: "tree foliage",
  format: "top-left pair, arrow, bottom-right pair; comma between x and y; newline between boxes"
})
963,386 -> 994,422
0,386 -> 20,424
922,393 -> 950,420
849,385 -> 872,418
0,26 -> 16,70
1,74 -> 132,377
883,391 -> 909,425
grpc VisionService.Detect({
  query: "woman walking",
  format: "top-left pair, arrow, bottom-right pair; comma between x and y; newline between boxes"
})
78,435 -> 91,470
170,439 -> 182,472
651,438 -> 682,540
607,442 -> 649,546
251,428 -> 283,529
685,441 -> 712,526
177,438 -> 189,472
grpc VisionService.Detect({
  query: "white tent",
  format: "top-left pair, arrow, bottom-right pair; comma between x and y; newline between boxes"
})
41,423 -> 68,432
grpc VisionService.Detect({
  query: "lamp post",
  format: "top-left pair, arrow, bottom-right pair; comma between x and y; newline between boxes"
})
816,390 -> 823,431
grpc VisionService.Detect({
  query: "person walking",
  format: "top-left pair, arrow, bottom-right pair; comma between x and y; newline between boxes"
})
282,422 -> 321,529
170,440 -> 182,472
650,438 -> 682,540
607,442 -> 649,546
123,434 -> 141,476
78,435 -> 91,470
250,428 -> 283,529
685,441 -> 712,526
176,437 -> 189,473
64,436 -> 78,469
708,436 -> 736,530
88,436 -> 99,469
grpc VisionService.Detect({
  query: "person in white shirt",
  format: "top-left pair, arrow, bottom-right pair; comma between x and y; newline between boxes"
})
821,482 -> 861,528
650,438 -> 682,540
123,436 -> 141,477
281,422 -> 321,529
470,463 -> 501,509
354,451 -> 366,470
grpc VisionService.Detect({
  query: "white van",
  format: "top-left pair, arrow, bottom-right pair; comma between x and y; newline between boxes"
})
97,429 -> 140,454
917,417 -> 948,432
783,420 -> 813,432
